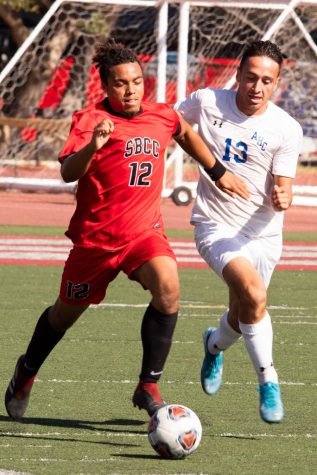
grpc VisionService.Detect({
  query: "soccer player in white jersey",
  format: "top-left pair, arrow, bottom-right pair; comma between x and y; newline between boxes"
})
175,40 -> 303,423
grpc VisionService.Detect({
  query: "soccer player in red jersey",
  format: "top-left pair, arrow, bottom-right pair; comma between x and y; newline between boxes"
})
5,39 -> 249,419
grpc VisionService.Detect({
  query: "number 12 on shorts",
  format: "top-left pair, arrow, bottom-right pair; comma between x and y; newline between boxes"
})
66,280 -> 90,300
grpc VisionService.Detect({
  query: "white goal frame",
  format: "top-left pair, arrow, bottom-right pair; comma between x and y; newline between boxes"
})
167,0 -> 317,205
1,0 -> 317,205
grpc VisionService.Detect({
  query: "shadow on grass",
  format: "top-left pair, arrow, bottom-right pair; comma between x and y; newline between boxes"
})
0,414 -> 146,432
0,414 -> 161,458
0,414 -> 149,444
116,454 -> 168,459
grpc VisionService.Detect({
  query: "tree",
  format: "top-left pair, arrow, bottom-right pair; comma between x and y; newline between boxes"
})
0,1 -> 54,47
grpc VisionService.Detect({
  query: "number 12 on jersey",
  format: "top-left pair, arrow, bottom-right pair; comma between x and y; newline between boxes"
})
129,161 -> 152,186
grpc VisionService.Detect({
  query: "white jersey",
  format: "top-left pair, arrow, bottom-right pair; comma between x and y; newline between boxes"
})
175,88 -> 303,238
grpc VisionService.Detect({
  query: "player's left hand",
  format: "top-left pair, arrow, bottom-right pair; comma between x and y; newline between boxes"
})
271,184 -> 291,211
216,171 -> 250,200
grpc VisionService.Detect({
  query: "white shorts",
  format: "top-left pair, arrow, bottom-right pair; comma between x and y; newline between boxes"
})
194,222 -> 283,289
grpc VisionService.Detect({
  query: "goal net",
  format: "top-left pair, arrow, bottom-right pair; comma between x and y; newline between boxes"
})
0,0 -> 317,193
169,0 -> 317,195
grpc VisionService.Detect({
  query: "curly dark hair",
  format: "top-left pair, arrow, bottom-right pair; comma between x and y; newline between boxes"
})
240,40 -> 284,70
93,38 -> 142,84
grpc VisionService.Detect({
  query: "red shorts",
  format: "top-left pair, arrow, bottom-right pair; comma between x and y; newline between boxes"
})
59,230 -> 176,305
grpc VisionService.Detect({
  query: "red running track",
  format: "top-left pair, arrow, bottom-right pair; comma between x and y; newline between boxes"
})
1,191 -> 317,233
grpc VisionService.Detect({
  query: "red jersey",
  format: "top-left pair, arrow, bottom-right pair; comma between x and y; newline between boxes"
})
59,99 -> 180,250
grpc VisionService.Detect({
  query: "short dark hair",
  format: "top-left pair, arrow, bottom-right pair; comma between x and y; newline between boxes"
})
93,38 -> 142,84
240,40 -> 284,70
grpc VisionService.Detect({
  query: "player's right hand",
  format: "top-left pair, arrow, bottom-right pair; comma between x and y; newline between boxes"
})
91,119 -> 114,150
216,171 -> 250,200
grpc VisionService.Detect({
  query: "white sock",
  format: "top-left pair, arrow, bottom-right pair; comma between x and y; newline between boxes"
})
208,310 -> 241,355
239,312 -> 278,385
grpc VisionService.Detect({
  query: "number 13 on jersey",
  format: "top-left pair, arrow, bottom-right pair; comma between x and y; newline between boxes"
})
223,138 -> 248,163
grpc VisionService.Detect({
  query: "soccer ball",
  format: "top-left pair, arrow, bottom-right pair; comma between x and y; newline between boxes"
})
148,404 -> 202,459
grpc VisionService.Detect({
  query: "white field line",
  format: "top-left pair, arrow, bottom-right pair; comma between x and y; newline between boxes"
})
0,430 -> 315,441
180,315 -> 317,323
0,245 -> 69,252
0,471 -> 34,475
92,303 -> 317,324
277,321 -> 317,324
94,302 -> 316,311
282,251 -> 317,257
1,239 -> 317,248
0,238 -> 317,269
23,378 -> 314,387
0,238 -> 70,245
0,472 -> 205,475
278,260 -> 317,265
0,252 -> 68,260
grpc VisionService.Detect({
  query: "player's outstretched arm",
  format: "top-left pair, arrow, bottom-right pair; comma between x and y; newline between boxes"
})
272,176 -> 293,211
174,115 -> 250,200
61,119 -> 114,182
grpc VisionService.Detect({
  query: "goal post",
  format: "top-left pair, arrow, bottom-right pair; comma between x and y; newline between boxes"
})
169,0 -> 317,203
0,0 -> 317,202
0,0 -> 168,177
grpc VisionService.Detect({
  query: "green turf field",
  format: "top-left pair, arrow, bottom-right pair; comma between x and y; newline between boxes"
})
0,226 -> 316,475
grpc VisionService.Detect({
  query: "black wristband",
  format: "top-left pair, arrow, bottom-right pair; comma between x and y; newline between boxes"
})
204,159 -> 226,181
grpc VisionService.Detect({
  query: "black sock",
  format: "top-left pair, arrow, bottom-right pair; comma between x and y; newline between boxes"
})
140,303 -> 178,383
23,307 -> 65,376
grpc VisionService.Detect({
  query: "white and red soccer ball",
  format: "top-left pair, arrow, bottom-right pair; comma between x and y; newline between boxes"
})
148,404 -> 202,459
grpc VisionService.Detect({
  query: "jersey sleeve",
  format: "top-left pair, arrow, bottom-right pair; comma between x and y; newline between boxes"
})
171,108 -> 182,137
272,120 -> 303,178
174,89 -> 203,125
164,105 -> 181,137
58,110 -> 95,162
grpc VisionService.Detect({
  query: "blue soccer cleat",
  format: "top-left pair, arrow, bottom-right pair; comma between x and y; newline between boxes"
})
200,327 -> 223,395
258,382 -> 284,423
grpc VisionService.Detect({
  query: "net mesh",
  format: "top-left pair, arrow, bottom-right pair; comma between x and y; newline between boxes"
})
174,2 -> 317,185
0,0 -> 316,182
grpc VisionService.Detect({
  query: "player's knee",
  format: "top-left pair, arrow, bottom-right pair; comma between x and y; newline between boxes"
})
152,279 -> 180,314
242,284 -> 267,312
